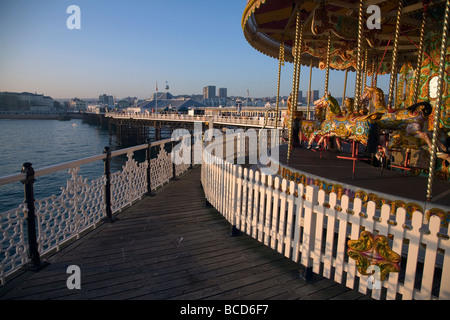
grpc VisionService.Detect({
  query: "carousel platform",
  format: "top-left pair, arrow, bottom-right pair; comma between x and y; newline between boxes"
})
276,144 -> 450,207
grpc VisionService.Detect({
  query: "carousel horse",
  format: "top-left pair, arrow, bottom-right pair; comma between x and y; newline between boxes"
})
360,86 -> 448,158
306,94 -> 382,150
342,97 -> 355,116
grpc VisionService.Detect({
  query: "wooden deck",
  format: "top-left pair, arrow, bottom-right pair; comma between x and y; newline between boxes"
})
0,166 -> 370,301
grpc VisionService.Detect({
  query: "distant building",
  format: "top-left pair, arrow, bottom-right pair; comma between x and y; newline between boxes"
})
151,92 -> 175,101
69,98 -> 87,110
203,86 -> 216,100
134,91 -> 205,113
99,94 -> 114,106
0,92 -> 18,111
0,91 -> 55,112
306,90 -> 320,103
219,88 -> 227,99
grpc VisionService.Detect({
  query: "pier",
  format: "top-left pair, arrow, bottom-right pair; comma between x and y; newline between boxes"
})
0,167 -> 368,300
0,117 -> 449,301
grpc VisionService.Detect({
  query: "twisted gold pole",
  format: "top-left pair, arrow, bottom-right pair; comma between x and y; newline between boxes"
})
373,55 -> 378,87
353,0 -> 364,112
275,40 -> 285,129
413,6 -> 428,104
363,48 -> 368,93
342,68 -> 348,102
426,0 -> 450,202
307,57 -> 313,120
387,0 -> 404,110
288,10 -> 304,162
324,32 -> 332,96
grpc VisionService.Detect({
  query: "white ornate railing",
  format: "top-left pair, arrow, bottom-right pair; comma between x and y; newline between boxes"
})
0,138 -> 192,285
201,134 -> 450,300
104,111 -> 284,129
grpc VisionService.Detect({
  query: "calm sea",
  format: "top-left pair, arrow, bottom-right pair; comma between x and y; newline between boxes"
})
0,118 -> 164,213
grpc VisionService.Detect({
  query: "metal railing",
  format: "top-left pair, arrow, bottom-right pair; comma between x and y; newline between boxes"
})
104,111 -> 284,129
0,137 -> 193,285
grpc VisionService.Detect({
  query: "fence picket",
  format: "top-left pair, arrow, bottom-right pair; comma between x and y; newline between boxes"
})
284,181 -> 296,259
386,207 -> 407,300
313,190 -> 328,274
334,195 -> 349,285
419,215 -> 441,300
246,169 -> 254,236
402,212 -> 423,299
230,165 -> 238,228
358,201 -> 377,295
370,203 -> 391,300
264,175 -> 273,246
277,179 -> 288,255
258,174 -> 267,243
235,167 -> 243,231
252,171 -> 261,239
271,177 -> 281,250
439,233 -> 450,299
323,193 -> 337,279
345,197 -> 363,290
299,185 -> 316,265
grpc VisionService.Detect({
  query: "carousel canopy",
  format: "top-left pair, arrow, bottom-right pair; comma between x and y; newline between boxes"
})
242,0 -> 448,74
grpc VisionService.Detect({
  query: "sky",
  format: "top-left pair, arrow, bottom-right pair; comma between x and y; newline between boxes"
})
0,0 -> 391,100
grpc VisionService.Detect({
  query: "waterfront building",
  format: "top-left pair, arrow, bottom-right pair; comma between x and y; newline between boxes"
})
69,98 -> 87,111
0,91 -> 55,113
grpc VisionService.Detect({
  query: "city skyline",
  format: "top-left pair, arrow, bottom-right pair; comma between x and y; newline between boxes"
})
0,0 -> 391,100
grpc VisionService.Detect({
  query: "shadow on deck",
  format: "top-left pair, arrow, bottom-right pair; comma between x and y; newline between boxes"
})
0,167 -> 370,301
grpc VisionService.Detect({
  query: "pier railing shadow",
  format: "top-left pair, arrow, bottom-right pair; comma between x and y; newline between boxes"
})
0,137 -> 191,286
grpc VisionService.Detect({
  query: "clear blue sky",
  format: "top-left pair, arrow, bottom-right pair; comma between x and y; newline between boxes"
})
0,0 -> 390,99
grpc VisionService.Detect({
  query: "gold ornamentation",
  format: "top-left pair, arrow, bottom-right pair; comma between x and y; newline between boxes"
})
426,208 -> 450,228
347,231 -> 401,281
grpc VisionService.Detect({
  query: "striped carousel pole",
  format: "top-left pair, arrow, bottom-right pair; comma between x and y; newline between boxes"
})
371,56 -> 378,88
324,32 -> 332,96
353,0 -> 364,113
426,0 -> 450,202
288,9 -> 304,162
387,0 -> 404,110
412,2 -> 428,104
307,57 -> 313,120
342,68 -> 349,104
275,39 -> 285,129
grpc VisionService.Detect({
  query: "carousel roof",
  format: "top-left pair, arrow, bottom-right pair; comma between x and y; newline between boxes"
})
242,0 -> 448,74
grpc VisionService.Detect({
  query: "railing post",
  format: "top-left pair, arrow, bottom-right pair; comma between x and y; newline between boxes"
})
172,141 -> 179,180
21,162 -> 48,271
190,131 -> 194,169
103,147 -> 116,222
146,139 -> 155,196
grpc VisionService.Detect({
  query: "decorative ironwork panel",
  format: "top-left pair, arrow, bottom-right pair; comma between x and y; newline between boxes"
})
110,152 -> 148,213
35,167 -> 106,255
150,145 -> 173,190
174,139 -> 191,177
0,204 -> 29,285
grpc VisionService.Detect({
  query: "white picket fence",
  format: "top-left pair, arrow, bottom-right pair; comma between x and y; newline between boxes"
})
201,134 -> 450,300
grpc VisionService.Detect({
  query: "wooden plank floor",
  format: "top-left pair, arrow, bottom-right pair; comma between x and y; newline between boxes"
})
0,167 -> 370,300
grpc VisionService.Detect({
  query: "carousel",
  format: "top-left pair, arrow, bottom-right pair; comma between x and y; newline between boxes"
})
242,0 -> 450,204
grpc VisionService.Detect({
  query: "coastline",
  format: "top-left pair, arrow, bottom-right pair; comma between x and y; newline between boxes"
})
0,113 -> 83,120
